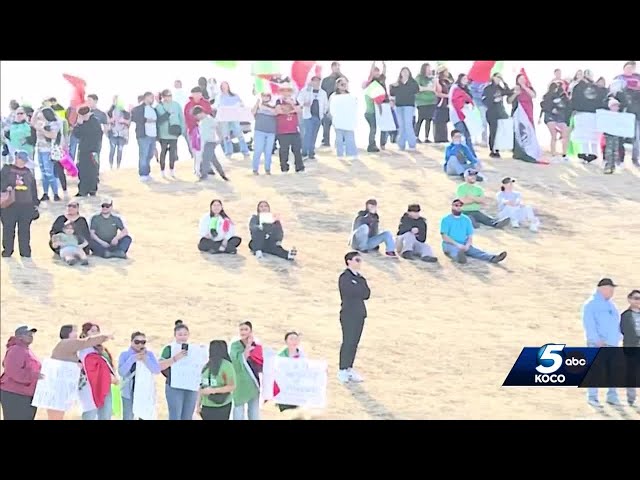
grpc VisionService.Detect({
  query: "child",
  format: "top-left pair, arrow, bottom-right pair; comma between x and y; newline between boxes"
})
52,222 -> 89,266
602,98 -> 626,174
193,106 -> 228,181
443,129 -> 484,181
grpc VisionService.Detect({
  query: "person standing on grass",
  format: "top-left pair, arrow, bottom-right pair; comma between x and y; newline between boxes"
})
389,67 -> 419,151
251,93 -> 278,175
414,63 -> 437,143
329,77 -> 358,160
73,106 -> 102,197
298,76 -> 328,160
159,320 -> 195,420
275,332 -> 304,413
197,340 -> 236,421
620,289 -> 640,407
337,251 -> 371,384
582,278 -> 622,408
321,61 -> 343,146
193,106 -> 228,181
0,325 -> 42,420
155,89 -> 185,179
230,321 -> 262,420
275,83 -> 305,173
130,92 -> 157,182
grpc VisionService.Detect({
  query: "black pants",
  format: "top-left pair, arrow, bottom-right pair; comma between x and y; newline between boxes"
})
77,150 -> 99,195
339,315 -> 365,370
466,210 -> 498,228
159,139 -> 178,171
364,112 -> 377,147
487,115 -> 499,152
200,403 -> 232,420
198,237 -> 242,253
321,114 -> 332,145
277,133 -> 304,172
415,104 -> 436,141
249,224 -> 289,259
1,204 -> 33,256
0,390 -> 37,420
53,161 -> 67,192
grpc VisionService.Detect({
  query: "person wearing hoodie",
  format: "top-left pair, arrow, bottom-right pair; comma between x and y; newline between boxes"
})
449,74 -> 477,157
155,89 -> 186,179
197,199 -> 242,254
443,129 -> 482,180
184,87 -> 213,171
396,204 -> 438,262
349,199 -> 398,258
193,106 -> 228,181
620,289 -> 640,407
249,200 -> 297,260
482,73 -> 512,158
230,321 -> 262,420
4,107 -> 36,164
539,83 -> 570,161
389,67 -> 420,151
0,325 -> 42,420
570,69 -> 608,163
320,61 -> 343,146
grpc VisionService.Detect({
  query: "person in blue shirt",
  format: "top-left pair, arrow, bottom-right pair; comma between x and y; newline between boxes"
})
582,278 -> 622,407
440,198 -> 507,264
444,130 -> 484,181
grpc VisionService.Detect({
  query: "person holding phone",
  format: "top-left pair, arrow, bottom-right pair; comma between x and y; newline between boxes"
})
248,200 -> 297,260
197,340 -> 236,420
230,321 -> 262,420
159,320 -> 195,420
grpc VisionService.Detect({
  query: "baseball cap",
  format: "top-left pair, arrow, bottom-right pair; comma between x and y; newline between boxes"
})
597,278 -> 617,287
407,204 -> 421,212
15,325 -> 37,336
464,168 -> 478,177
501,177 -> 516,185
452,198 -> 464,205
101,197 -> 113,206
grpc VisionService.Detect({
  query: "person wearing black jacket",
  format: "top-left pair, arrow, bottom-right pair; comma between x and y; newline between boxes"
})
539,83 -> 570,161
48,201 -> 91,255
73,107 -> 103,197
389,67 -> 420,151
621,289 -> 640,406
482,73 -> 512,158
0,151 -> 39,257
320,62 -> 343,146
570,71 -> 608,163
248,200 -> 297,260
337,251 -> 371,383
396,204 -> 438,262
349,199 -> 397,257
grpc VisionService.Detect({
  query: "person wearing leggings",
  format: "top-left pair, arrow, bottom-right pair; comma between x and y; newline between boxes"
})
482,73 -> 511,158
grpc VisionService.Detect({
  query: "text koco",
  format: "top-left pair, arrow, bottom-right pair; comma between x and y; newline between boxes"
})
534,373 -> 566,384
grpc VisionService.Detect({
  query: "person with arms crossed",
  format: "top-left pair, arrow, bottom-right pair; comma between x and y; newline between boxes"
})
582,278 -> 623,407
620,289 -> 640,407
337,251 -> 371,383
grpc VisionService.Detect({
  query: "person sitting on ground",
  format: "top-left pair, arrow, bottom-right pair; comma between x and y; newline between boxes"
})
89,197 -> 132,259
49,200 -> 90,255
248,200 -> 297,260
440,198 -> 508,264
496,177 -> 540,232
444,129 -> 483,180
396,204 -> 438,262
51,221 -> 90,266
456,169 -> 509,228
349,199 -> 398,258
198,199 -> 242,254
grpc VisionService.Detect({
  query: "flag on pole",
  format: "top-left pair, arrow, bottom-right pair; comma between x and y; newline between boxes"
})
518,68 -> 532,88
214,61 -> 238,69
291,61 -> 318,90
364,81 -> 387,104
468,61 -> 497,83
251,61 -> 281,79
62,73 -> 86,108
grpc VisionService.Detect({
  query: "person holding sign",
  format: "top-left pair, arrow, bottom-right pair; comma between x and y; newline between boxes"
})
230,321 -> 262,420
197,340 -> 236,420
275,332 -> 304,413
0,325 -> 41,420
159,321 -> 196,420
248,201 -> 297,260
337,251 -> 371,383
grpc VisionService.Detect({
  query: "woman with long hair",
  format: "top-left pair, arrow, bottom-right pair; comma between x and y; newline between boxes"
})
159,320 -> 195,420
389,67 -> 419,151
230,321 -> 262,420
197,199 -> 242,254
496,177 -> 540,232
251,92 -> 278,175
329,77 -> 358,159
32,107 -> 62,202
568,69 -> 583,95
197,340 -> 236,420
433,66 -> 454,143
249,200 -> 297,260
214,82 -> 250,159
570,69 -> 607,163
539,83 -> 570,161
275,331 -> 304,413
414,63 -> 437,142
448,73 -> 477,157
508,73 -> 544,163
482,72 -> 512,158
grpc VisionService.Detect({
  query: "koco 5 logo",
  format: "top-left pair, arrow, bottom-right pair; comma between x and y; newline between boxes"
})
534,344 -> 587,384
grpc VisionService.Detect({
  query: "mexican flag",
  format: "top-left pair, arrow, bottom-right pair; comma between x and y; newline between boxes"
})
254,77 -> 280,95
468,61 -> 498,83
62,73 -> 86,108
291,61 -> 322,90
364,81 -> 386,104
78,352 -> 113,413
251,61 -> 281,79
512,102 -> 544,164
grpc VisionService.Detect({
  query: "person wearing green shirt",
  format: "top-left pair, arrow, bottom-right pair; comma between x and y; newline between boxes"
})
197,340 -> 236,420
229,321 -> 261,420
455,169 -> 510,229
414,63 -> 438,142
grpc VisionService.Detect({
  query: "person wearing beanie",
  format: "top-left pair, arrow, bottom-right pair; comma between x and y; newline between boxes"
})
349,199 -> 398,258
396,204 -> 438,262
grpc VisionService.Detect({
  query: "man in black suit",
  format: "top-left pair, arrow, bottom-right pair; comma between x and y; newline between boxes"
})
338,251 -> 371,383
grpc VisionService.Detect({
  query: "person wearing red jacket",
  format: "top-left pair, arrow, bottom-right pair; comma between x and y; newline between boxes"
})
184,87 -> 213,174
0,325 -> 42,420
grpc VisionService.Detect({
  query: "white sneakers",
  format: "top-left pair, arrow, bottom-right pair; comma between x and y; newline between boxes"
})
337,368 -> 363,384
255,250 -> 264,259
529,219 -> 540,232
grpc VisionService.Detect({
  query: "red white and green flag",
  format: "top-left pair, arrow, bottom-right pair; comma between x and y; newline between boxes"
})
364,81 -> 386,104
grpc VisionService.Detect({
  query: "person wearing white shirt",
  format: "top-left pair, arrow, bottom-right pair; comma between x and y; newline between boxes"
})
329,78 -> 358,159
496,177 -> 540,231
297,76 -> 328,159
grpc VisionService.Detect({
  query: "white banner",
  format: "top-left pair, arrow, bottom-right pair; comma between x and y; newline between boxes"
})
572,112 -> 600,155
494,118 -> 514,151
595,109 -> 636,138
215,106 -> 254,123
31,358 -> 81,411
133,360 -> 157,420
262,348 -> 327,408
462,105 -> 484,141
170,344 -> 208,391
375,103 -> 397,132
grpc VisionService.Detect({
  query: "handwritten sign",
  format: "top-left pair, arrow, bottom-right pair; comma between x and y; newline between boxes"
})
262,348 -> 327,408
133,360 -> 157,420
595,109 -> 636,138
170,344 -> 208,391
216,106 -> 254,123
375,103 -> 397,132
31,358 -> 81,411
494,118 -> 514,151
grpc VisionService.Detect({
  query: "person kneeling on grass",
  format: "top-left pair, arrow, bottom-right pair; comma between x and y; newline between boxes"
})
443,129 -> 483,181
89,197 -> 132,259
198,199 -> 242,254
249,201 -> 297,260
440,198 -> 507,264
396,204 -> 437,262
349,199 -> 398,258
51,221 -> 89,266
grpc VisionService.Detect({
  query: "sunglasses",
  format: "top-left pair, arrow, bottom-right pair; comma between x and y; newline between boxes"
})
133,339 -> 147,345
101,204 -> 112,208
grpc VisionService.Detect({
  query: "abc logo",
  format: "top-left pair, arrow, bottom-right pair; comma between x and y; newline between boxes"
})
535,344 -> 588,383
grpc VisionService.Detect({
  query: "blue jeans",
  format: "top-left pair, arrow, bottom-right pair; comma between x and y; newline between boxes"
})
443,243 -> 494,262
586,342 -> 620,404
38,151 -> 59,197
335,129 -> 357,157
252,130 -> 276,172
137,136 -> 156,176
454,121 -> 477,158
165,384 -> 199,420
396,106 -> 417,150
81,390 -> 112,420
89,235 -> 133,257
220,122 -> 249,156
69,134 -> 78,162
352,225 -> 395,252
232,396 -> 260,420
302,116 -> 322,156
122,396 -> 134,420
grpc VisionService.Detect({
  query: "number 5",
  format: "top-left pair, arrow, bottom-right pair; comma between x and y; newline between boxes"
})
535,344 -> 565,374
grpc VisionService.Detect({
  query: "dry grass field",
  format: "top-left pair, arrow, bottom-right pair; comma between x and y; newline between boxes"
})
1,143 -> 639,420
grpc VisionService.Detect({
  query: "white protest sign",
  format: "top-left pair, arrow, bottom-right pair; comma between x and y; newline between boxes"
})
494,118 -> 514,151
133,360 -> 157,420
375,103 -> 397,132
31,358 -> 81,411
170,344 -> 208,391
216,106 -> 254,123
572,112 -> 600,155
262,348 -> 327,408
462,105 -> 484,141
595,109 -> 636,138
